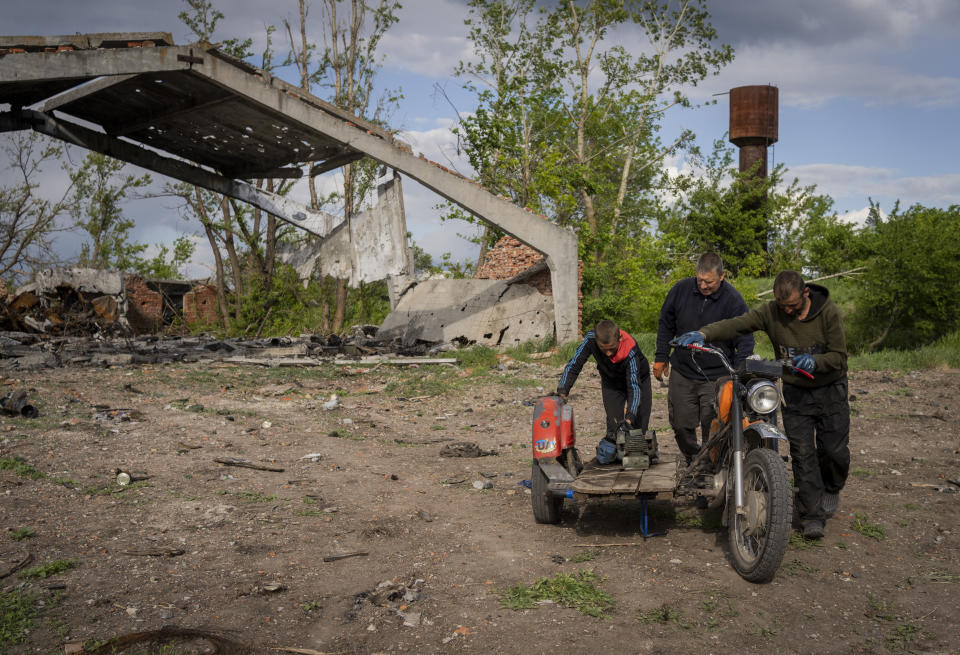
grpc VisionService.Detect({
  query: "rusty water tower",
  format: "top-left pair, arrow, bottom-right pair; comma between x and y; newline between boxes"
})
729,85 -> 778,177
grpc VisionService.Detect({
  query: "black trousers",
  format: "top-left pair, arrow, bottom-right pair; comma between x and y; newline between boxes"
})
601,378 -> 651,439
667,371 -> 717,459
782,378 -> 851,523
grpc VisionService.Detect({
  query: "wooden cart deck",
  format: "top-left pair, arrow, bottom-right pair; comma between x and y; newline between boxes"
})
572,458 -> 679,496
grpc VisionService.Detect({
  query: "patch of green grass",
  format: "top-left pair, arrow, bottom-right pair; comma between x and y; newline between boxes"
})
431,424 -> 445,431
301,601 -> 323,612
217,490 -> 279,503
748,624 -> 777,639
9,527 -> 35,541
294,509 -> 326,517
789,531 -> 824,549
53,477 -> 78,488
637,603 -> 686,626
328,429 -> 364,441
903,503 -> 921,510
885,624 -> 921,651
849,330 -> 960,371
500,570 -> 613,618
835,540 -> 848,550
675,512 -> 704,528
852,512 -> 886,541
571,549 -> 597,563
0,587 -> 41,648
455,346 -> 498,369
782,559 -> 818,576
851,467 -> 877,478
301,496 -> 318,504
866,594 -> 898,622
0,457 -> 45,480
19,559 -> 75,580
923,569 -> 960,583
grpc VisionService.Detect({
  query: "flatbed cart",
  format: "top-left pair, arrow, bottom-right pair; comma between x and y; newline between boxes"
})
530,394 -> 678,537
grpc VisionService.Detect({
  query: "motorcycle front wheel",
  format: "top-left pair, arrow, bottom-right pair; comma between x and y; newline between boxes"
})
727,448 -> 792,583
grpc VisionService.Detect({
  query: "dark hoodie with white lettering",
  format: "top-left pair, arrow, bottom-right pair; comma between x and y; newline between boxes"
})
699,283 -> 847,388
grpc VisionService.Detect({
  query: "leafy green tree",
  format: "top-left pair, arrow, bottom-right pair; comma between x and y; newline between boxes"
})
68,153 -> 152,271
849,202 -> 960,351
455,0 -> 733,331
0,133 -> 72,281
135,236 -> 197,279
658,139 -> 855,277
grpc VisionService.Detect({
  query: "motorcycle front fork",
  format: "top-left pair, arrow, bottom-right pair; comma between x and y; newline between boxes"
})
731,381 -> 745,514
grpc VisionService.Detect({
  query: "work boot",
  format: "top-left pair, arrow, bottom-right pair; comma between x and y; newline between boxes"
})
821,492 -> 839,519
801,520 -> 825,540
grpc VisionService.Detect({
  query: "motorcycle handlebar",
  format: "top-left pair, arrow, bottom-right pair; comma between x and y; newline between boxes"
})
668,338 -> 816,381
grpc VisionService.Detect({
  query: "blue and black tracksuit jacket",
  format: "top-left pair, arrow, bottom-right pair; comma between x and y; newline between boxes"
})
557,329 -> 650,427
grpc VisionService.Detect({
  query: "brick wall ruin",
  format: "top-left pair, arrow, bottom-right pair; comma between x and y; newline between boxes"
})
124,275 -> 164,333
183,284 -> 219,325
475,236 -> 583,336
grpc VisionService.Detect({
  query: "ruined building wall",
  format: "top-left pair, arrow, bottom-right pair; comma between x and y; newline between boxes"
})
124,275 -> 163,333
474,236 -> 583,337
183,284 -> 219,325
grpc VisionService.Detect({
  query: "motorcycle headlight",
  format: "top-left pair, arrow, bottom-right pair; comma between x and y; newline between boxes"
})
746,380 -> 780,414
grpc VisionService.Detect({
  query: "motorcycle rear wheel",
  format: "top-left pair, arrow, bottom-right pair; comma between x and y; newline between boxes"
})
727,448 -> 792,583
531,460 -> 562,524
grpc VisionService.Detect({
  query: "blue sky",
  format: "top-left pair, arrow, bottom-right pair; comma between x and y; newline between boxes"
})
3,0 -> 959,277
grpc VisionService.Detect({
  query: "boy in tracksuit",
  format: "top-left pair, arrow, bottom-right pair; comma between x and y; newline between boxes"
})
679,270 -> 850,540
557,319 -> 652,463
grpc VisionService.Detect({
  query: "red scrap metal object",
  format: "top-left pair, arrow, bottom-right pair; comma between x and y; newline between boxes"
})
532,395 -> 575,459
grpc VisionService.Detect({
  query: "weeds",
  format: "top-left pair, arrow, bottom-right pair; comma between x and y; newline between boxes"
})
789,531 -> 824,549
637,603 -> 684,625
301,601 -> 323,612
851,468 -> 877,478
866,593 -> 898,622
19,559 -> 75,580
923,569 -> 960,583
500,570 -> 613,618
328,429 -> 364,441
216,490 -> 279,503
9,527 -> 35,541
852,512 -> 886,540
903,502 -> 921,510
782,559 -> 818,576
0,587 -> 41,648
748,624 -> 777,639
885,624 -> 921,651
0,457 -> 45,480
571,550 -> 597,563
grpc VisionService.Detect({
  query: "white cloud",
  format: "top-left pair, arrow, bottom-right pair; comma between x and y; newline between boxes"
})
788,163 -> 960,207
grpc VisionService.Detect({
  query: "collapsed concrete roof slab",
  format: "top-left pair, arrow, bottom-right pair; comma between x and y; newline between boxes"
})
378,279 -> 554,348
0,32 -> 580,342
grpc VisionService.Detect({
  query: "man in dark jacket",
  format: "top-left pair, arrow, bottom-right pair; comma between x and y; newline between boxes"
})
678,270 -> 850,540
557,319 -> 652,464
654,253 -> 754,466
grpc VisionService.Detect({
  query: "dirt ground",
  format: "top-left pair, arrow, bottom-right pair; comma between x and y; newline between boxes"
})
1,356 -> 958,655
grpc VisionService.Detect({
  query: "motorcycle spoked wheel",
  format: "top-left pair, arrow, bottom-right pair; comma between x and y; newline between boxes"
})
727,448 -> 792,583
531,459 -> 562,524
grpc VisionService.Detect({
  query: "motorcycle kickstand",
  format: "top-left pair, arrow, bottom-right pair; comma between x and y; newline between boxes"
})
638,494 -> 668,540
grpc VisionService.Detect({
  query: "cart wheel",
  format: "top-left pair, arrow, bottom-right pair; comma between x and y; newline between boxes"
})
532,460 -> 561,524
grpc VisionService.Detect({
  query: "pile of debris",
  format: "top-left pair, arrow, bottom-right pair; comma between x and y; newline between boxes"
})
1,268 -> 221,338
0,326 -> 461,371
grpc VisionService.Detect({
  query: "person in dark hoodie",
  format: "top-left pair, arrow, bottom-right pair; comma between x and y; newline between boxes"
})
557,319 -> 652,464
653,252 -> 754,466
676,270 -> 850,540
